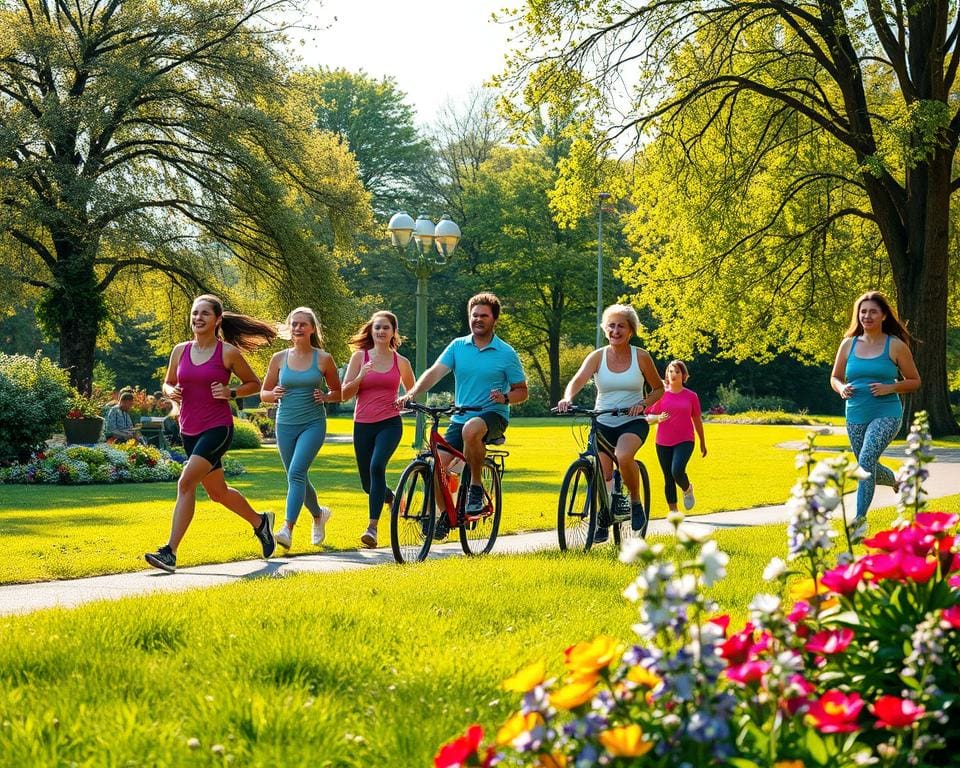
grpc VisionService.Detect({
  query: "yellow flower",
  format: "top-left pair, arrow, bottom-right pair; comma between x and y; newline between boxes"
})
549,678 -> 599,710
537,754 -> 568,768
564,636 -> 620,676
626,665 -> 662,689
502,660 -> 547,693
788,578 -> 838,608
598,724 -> 653,757
496,710 -> 542,746
774,761 -> 805,768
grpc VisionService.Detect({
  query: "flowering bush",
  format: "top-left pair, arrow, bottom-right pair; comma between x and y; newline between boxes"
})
0,442 -> 182,484
66,388 -> 107,419
436,412 -> 960,767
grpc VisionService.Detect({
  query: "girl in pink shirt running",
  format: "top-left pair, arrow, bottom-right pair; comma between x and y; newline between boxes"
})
645,360 -> 707,512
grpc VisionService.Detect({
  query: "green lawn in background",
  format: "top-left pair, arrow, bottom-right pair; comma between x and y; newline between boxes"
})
2,494 -> 958,768
0,418 -> 903,584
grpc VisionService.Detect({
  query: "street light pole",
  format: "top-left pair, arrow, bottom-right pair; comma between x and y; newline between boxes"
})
388,212 -> 461,447
596,192 -> 612,348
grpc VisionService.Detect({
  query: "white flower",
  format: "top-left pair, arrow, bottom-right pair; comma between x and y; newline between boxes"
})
699,541 -> 729,586
676,522 -> 710,544
749,593 -> 781,622
851,464 -> 871,480
667,509 -> 685,526
619,538 -> 648,564
762,557 -> 787,581
623,580 -> 642,603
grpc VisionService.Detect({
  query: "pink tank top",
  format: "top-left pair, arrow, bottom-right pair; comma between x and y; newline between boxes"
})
176,340 -> 233,435
354,350 -> 402,424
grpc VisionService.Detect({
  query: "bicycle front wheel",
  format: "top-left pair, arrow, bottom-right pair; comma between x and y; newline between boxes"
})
390,460 -> 435,563
613,460 -> 651,545
458,459 -> 502,555
558,458 -> 595,552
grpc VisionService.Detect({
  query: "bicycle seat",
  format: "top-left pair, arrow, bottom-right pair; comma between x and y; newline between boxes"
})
485,435 -> 506,446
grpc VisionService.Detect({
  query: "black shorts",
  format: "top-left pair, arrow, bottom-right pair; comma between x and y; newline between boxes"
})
444,412 -> 508,452
595,419 -> 649,455
182,425 -> 233,471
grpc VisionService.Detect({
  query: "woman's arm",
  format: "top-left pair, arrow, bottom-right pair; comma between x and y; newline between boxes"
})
637,350 -> 665,409
830,338 -> 853,399
397,355 -> 416,393
556,350 -> 602,410
692,394 -> 707,457
259,353 -> 284,403
317,352 -> 342,404
871,338 -> 921,397
340,351 -> 367,401
162,344 -> 186,401
216,344 -> 261,400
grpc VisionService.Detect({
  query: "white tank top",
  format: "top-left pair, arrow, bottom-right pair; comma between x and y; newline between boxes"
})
594,347 -> 645,427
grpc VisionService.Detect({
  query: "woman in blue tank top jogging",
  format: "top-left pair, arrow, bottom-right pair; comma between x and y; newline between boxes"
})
830,291 -> 920,520
260,307 -> 341,549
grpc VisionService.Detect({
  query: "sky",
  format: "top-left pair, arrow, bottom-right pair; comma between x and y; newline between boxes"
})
296,0 -> 517,125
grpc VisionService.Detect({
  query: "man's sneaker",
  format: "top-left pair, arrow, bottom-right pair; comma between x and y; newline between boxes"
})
631,501 -> 647,533
611,493 -> 631,523
593,526 -> 609,544
312,507 -> 332,546
360,527 -> 378,548
255,512 -> 276,559
465,485 -> 485,515
145,544 -> 176,573
434,515 -> 450,540
275,522 -> 293,549
683,483 -> 695,511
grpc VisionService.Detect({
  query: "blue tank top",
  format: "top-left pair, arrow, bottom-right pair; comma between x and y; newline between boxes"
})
276,349 -> 326,426
844,335 -> 902,424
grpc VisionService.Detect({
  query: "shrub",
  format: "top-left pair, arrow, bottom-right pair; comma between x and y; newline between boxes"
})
231,417 -> 262,448
243,410 -> 275,439
707,409 -> 826,425
437,413 -> 960,767
0,441 -> 182,484
715,380 -> 795,414
0,353 -> 73,464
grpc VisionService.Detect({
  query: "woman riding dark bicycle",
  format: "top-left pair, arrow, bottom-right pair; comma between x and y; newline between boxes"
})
557,304 -> 664,541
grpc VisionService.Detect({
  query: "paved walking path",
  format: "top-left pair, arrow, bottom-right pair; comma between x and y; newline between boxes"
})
1,448 -> 956,617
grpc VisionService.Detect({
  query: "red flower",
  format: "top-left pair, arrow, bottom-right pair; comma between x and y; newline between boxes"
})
806,690 -> 865,733
900,553 -> 938,583
915,512 -> 959,534
820,562 -> 865,596
942,606 -> 960,629
708,614 -> 731,636
861,551 -> 902,581
787,601 -> 810,624
782,673 -> 815,715
434,725 -> 486,768
805,628 -> 855,656
865,526 -> 935,557
871,695 -> 925,728
725,660 -> 771,685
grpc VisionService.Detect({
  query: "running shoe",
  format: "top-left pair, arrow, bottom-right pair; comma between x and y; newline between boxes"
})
465,485 -> 485,515
631,501 -> 647,533
145,544 -> 177,573
275,522 -> 293,549
593,526 -> 610,544
312,507 -> 332,546
434,515 -> 450,540
682,484 -> 695,511
611,493 -> 631,523
255,512 -> 276,558
360,527 -> 378,548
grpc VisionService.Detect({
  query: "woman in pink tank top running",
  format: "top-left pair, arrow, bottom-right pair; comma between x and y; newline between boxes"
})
341,311 -> 415,548
145,294 -> 277,574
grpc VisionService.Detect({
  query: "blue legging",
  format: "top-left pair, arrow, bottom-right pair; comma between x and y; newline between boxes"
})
275,419 -> 327,525
655,441 -> 695,506
846,416 -> 900,519
353,416 -> 403,520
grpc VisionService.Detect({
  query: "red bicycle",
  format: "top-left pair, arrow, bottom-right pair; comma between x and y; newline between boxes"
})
390,402 -> 507,563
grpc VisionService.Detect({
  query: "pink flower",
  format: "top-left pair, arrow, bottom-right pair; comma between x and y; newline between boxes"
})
941,606 -> 960,629
820,562 -> 865,596
782,673 -> 815,715
805,628 -> 855,656
719,624 -> 756,665
807,690 -> 865,733
861,551 -> 902,581
871,695 -> 925,728
787,600 -> 811,623
725,660 -> 771,685
708,614 -> 731,636
865,526 -> 935,557
900,554 -> 937,583
915,512 -> 959,534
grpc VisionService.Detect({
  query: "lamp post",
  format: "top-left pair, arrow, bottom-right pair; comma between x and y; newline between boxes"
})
387,212 -> 461,447
596,192 -> 612,347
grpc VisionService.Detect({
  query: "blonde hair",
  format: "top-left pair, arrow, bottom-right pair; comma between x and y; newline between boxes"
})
601,304 -> 640,336
278,306 -> 323,348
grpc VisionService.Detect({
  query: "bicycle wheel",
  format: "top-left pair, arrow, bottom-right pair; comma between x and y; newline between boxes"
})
390,460 -> 435,563
558,458 -> 595,552
613,460 -> 651,545
458,459 -> 502,555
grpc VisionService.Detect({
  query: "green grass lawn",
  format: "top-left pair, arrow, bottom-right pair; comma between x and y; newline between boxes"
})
2,494 -> 958,768
0,418 -> 904,584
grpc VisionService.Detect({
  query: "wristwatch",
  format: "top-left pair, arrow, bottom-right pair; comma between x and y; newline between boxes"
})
230,388 -> 237,399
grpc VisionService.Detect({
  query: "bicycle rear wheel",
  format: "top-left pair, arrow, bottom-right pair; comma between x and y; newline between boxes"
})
458,459 -> 502,555
613,460 -> 651,545
390,460 -> 435,563
558,458 -> 595,552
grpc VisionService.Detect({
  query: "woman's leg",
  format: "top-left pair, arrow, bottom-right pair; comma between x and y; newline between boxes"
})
670,441 -> 696,492
200,468 -> 262,527
367,417 -> 404,525
849,417 -> 901,518
281,420 -> 328,526
167,454 -> 214,552
656,443 -> 679,511
353,421 -> 376,497
615,433 -> 644,501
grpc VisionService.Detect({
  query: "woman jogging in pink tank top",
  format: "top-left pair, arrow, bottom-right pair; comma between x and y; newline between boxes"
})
145,295 -> 277,573
341,311 -> 415,548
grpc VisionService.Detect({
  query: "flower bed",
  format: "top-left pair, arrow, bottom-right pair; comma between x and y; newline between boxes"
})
437,412 -> 959,767
0,442 -> 183,484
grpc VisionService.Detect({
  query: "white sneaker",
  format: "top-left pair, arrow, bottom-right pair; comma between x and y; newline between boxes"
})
683,483 -> 695,511
275,523 -> 292,549
312,507 -> 332,546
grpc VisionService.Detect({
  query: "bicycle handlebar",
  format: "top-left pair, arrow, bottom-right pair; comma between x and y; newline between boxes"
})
400,401 -> 483,418
550,405 -> 634,417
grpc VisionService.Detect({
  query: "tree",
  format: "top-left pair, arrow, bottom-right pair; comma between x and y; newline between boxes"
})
0,0 -> 370,393
502,0 -> 960,433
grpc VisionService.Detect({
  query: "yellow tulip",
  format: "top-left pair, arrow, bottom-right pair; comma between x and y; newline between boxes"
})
564,636 -> 620,675
496,711 -> 542,746
626,665 -> 662,689
502,660 -> 547,693
598,724 -> 654,757
774,761 -> 805,768
549,678 -> 599,709
537,753 -> 568,768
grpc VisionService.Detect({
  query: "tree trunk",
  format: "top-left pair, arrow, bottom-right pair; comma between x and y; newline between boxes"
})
548,325 -> 561,404
58,308 -> 99,395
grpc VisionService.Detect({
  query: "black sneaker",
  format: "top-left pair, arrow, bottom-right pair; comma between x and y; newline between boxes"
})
593,526 -> 609,544
611,493 -> 631,523
145,545 -> 176,573
255,512 -> 276,559
631,501 -> 647,533
434,515 -> 450,540
465,485 -> 485,515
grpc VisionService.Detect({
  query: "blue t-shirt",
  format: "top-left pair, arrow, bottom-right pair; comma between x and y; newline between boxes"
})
437,334 -> 526,425
844,335 -> 902,424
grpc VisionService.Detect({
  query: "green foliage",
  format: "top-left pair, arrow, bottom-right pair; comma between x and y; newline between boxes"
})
0,442 -> 182,484
708,410 -> 826,425
231,418 -> 263,449
715,380 -> 795,414
0,353 -> 72,463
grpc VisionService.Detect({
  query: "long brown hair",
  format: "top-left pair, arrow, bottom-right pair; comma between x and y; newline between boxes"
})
278,306 -> 323,348
349,311 -> 403,351
844,291 -> 914,346
193,294 -> 276,351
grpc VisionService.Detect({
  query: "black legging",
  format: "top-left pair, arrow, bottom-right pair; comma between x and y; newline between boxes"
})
353,416 -> 404,520
656,441 -> 695,505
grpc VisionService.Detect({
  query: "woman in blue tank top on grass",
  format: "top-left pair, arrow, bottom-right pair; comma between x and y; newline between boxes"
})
830,291 -> 920,520
260,307 -> 341,550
